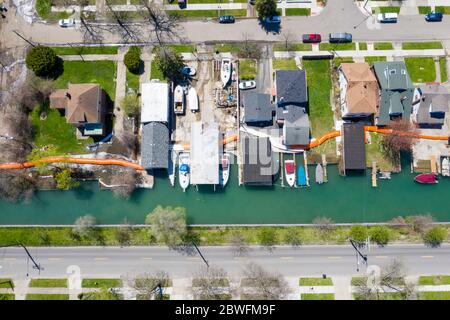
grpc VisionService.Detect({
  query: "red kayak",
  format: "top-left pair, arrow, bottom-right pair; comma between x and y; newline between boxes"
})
415,173 -> 438,184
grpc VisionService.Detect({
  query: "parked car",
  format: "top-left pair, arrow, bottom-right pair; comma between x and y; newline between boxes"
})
58,18 -> 75,28
328,33 -> 352,43
425,12 -> 443,22
265,16 -> 281,24
239,80 -> 256,90
377,12 -> 398,23
302,33 -> 322,43
181,66 -> 196,77
219,15 -> 235,24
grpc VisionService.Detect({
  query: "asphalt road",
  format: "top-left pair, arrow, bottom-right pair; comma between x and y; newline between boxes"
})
1,244 -> 449,278
3,0 -> 450,48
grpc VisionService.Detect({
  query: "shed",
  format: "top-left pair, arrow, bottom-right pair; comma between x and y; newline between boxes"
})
140,81 -> 170,123
141,122 -> 169,170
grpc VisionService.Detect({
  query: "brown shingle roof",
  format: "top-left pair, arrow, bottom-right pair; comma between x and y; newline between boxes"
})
49,89 -> 68,110
66,83 -> 102,124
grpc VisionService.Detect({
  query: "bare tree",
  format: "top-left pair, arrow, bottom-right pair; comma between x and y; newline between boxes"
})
284,228 -> 302,247
130,270 -> 171,300
228,231 -> 250,257
191,265 -> 232,300
114,218 -> 133,246
110,170 -> 138,198
313,216 -> 335,233
238,32 -> 261,59
406,214 -> 434,234
79,15 -> 107,44
381,119 -> 418,158
72,215 -> 98,239
241,263 -> 291,300
281,30 -> 294,50
105,0 -> 142,43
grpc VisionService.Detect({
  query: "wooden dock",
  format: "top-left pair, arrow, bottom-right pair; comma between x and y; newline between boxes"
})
304,152 -> 310,187
322,154 -> 328,183
372,161 -> 377,188
430,155 -> 437,174
280,153 -> 284,187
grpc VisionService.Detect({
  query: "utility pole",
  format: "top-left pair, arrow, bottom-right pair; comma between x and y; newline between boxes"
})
349,238 -> 368,272
0,243 -> 43,277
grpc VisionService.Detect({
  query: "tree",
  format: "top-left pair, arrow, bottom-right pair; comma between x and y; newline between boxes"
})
0,171 -> 36,202
257,227 -> 277,252
228,231 -> 249,257
153,46 -> 185,82
25,46 -> 58,77
124,46 -> 142,74
238,32 -> 261,59
54,168 -> 80,190
105,1 -> 141,43
406,215 -> 434,234
423,226 -> 447,247
110,170 -> 138,198
284,228 -> 302,247
241,263 -> 291,300
145,205 -> 187,247
370,226 -> 391,247
255,0 -> 278,18
191,266 -> 231,300
120,93 -> 140,117
349,225 -> 369,243
72,215 -> 98,239
281,30 -> 294,50
131,270 -> 170,300
381,119 -> 418,157
353,258 -> 416,300
313,217 -> 335,233
115,219 -> 133,247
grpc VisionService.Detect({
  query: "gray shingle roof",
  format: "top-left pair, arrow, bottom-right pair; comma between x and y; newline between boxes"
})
416,84 -> 450,127
241,134 -> 274,185
243,92 -> 273,124
275,70 -> 307,107
343,123 -> 366,171
283,106 -> 310,146
141,122 -> 169,170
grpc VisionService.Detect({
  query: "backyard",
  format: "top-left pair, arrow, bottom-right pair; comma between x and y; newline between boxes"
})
365,132 -> 396,172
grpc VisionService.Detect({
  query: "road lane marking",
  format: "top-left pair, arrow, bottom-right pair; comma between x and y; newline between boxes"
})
375,256 -> 388,259
48,258 -> 62,261
327,256 -> 342,259
187,257 -> 200,261
421,256 -> 434,259
281,257 -> 293,260
233,257 -> 248,260
2,258 -> 16,261
94,257 -> 108,261
141,257 -> 153,260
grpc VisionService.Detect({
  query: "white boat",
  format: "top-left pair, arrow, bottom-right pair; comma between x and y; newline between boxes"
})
221,59 -> 232,88
379,172 -> 391,180
178,152 -> 190,192
442,157 -> 450,176
174,85 -> 185,115
220,153 -> 230,187
188,87 -> 199,113
315,164 -> 324,184
284,159 -> 295,187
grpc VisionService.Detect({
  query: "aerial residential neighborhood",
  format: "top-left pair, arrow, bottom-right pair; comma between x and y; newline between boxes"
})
2,0 -> 450,306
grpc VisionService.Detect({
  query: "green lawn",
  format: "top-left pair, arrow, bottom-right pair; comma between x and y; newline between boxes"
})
82,278 -> 123,288
51,46 -> 119,55
54,60 -> 116,102
366,132 -> 397,171
302,60 -> 335,157
439,57 -> 448,83
433,6 -> 450,14
273,43 -> 312,52
301,293 -> 334,300
152,44 -> 196,54
374,42 -> 393,50
351,277 -> 365,286
405,57 -> 436,83
332,57 -> 353,68
150,60 -> 165,80
192,278 -> 229,287
319,43 -> 356,51
285,8 -> 311,16
402,42 -> 443,50
372,7 -> 401,14
36,0 -> 70,20
167,9 -> 246,18
353,292 -> 405,300
418,291 -> 450,300
0,279 -> 14,288
418,275 -> 450,285
29,278 -> 68,288
126,69 -> 140,93
365,56 -> 387,66
0,294 -> 15,300
239,59 -> 257,80
418,6 -> 432,14
26,294 -> 69,300
299,277 -> 333,286
272,58 -> 297,70
359,42 -> 367,50
214,43 -> 241,53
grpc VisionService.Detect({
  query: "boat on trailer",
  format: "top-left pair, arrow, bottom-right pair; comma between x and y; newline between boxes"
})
315,164 -> 324,184
174,85 -> 185,115
442,157 -> 450,176
221,59 -> 232,88
297,165 -> 307,187
284,159 -> 296,187
219,153 -> 230,187
188,87 -> 199,113
178,152 -> 190,192
415,173 -> 438,184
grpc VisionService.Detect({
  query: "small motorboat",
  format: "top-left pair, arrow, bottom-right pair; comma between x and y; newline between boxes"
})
415,173 -> 438,184
284,159 -> 295,187
219,153 -> 230,187
221,59 -> 232,88
178,152 -> 190,192
297,165 -> 307,187
174,85 -> 185,115
315,164 -> 324,184
379,172 -> 391,180
442,157 -> 450,176
188,87 -> 199,113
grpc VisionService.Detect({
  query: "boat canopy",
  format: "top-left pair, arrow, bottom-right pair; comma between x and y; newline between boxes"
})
179,164 -> 189,172
285,162 -> 295,174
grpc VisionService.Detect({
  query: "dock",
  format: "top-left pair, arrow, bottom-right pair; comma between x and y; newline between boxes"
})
280,153 -> 284,187
322,154 -> 328,183
372,161 -> 377,188
430,155 -> 437,174
304,152 -> 310,187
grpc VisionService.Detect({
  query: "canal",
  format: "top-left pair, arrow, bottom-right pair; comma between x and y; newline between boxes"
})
0,158 -> 449,225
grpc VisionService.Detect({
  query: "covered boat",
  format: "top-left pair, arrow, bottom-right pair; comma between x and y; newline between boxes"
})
442,157 -> 450,177
297,165 -> 307,187
415,173 -> 438,184
188,87 -> 199,113
284,159 -> 295,187
219,153 -> 230,187
178,152 -> 190,191
315,164 -> 324,184
174,85 -> 185,115
221,59 -> 232,88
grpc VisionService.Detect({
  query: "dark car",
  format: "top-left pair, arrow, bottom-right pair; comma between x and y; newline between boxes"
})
265,15 -> 281,24
302,33 -> 321,43
425,12 -> 443,22
219,15 -> 235,24
329,32 -> 352,43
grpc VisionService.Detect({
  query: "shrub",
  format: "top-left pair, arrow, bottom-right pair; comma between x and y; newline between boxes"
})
257,228 -> 277,252
26,46 -> 58,77
370,226 -> 390,247
124,46 -> 141,74
284,228 -> 302,247
349,225 -> 368,243
406,215 -> 434,234
423,226 -> 447,247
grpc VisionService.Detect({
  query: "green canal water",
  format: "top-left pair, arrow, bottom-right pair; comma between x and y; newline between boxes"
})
0,158 -> 449,225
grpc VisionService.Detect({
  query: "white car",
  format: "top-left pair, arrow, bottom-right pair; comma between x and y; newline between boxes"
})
239,80 -> 256,90
58,18 -> 75,28
377,13 -> 398,23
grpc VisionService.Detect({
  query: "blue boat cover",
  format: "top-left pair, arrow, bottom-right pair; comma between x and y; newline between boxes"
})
297,166 -> 306,186
179,164 -> 189,172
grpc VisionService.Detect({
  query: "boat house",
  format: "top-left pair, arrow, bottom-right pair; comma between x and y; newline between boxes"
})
242,92 -> 273,127
342,123 -> 366,173
140,81 -> 170,170
338,63 -> 379,122
241,134 -> 274,186
372,61 -> 414,126
190,122 -> 220,185
413,84 -> 450,129
282,106 -> 310,146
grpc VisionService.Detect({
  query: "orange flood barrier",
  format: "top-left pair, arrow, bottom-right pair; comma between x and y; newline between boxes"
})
182,134 -> 238,150
0,156 -> 145,171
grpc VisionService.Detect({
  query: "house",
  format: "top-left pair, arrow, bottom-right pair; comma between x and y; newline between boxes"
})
141,122 -> 169,170
242,92 -> 273,127
274,70 -> 307,108
241,134 -> 274,186
282,105 -> 310,146
338,63 -> 379,121
49,83 -> 106,136
413,84 -> 450,128
342,123 -> 366,172
190,122 -> 220,185
140,81 -> 170,124
372,61 -> 415,126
